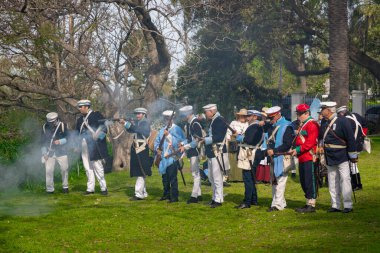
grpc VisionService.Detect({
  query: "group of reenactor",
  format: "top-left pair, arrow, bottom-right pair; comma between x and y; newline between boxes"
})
40,98 -> 367,213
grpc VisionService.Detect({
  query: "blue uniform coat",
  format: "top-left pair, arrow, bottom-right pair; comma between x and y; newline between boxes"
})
154,124 -> 185,175
319,115 -> 357,166
205,113 -> 228,158
183,117 -> 203,158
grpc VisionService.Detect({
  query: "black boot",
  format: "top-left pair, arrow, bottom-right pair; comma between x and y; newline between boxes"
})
187,197 -> 198,204
296,205 -> 316,213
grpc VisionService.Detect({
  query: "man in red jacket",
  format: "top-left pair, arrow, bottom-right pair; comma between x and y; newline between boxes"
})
290,104 -> 319,213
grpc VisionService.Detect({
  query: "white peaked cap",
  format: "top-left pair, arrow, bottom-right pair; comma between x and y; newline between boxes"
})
202,104 -> 217,111
179,105 -> 193,116
134,107 -> 148,114
266,106 -> 281,115
77,99 -> 91,107
337,105 -> 348,113
162,110 -> 175,117
320,101 -> 337,108
46,112 -> 58,122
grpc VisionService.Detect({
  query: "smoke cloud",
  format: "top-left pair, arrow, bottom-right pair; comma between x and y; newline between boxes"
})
0,117 -> 81,216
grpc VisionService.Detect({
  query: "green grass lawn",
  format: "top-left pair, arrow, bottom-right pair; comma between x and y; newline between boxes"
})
1,138 -> 380,252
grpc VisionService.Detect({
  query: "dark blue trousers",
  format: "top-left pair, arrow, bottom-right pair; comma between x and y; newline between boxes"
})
299,161 -> 316,199
242,169 -> 258,206
162,162 -> 179,201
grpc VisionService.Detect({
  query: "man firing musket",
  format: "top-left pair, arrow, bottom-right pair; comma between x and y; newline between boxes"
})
75,99 -> 108,196
154,110 -> 185,203
120,107 -> 152,201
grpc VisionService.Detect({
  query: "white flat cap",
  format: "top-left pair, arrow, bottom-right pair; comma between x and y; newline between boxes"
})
337,105 -> 348,113
179,105 -> 193,116
202,104 -> 217,111
266,106 -> 281,116
134,107 -> 147,114
247,110 -> 262,116
77,99 -> 91,107
46,112 -> 58,122
162,110 -> 175,117
320,101 -> 337,108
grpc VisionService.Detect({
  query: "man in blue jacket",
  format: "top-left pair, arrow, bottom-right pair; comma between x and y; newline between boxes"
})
264,106 -> 294,212
154,110 -> 185,203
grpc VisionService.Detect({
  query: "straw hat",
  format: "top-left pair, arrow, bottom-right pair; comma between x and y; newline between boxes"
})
235,108 -> 248,116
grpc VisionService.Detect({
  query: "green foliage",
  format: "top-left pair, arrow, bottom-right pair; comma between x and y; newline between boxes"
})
0,109 -> 42,164
175,2 -> 281,116
0,137 -> 379,252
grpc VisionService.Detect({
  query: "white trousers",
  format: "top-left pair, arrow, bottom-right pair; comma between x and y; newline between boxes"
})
135,176 -> 148,199
81,139 -> 107,192
327,161 -> 353,209
208,156 -> 224,203
271,174 -> 288,210
44,155 -> 69,192
190,156 -> 201,198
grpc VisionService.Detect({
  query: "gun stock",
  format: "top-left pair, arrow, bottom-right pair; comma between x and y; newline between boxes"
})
98,118 -> 122,123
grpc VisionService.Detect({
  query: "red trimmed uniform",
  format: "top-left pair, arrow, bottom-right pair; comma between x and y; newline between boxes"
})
295,118 -> 319,162
294,116 -> 319,207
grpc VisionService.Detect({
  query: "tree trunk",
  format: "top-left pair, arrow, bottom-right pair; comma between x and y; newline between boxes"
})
349,44 -> 380,82
328,0 -> 349,107
298,47 -> 307,93
107,122 -> 132,172
130,0 -> 171,106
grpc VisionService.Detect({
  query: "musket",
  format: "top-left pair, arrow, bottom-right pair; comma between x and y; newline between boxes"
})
219,117 -> 237,134
248,159 -> 257,185
165,149 -> 182,158
154,110 -> 176,167
349,161 -> 357,203
165,139 -> 205,159
178,160 -> 186,186
314,153 -> 321,197
213,147 -> 226,175
273,151 -> 294,156
165,146 -> 186,186
98,118 -> 131,123
220,148 -> 227,176
268,156 -> 277,185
